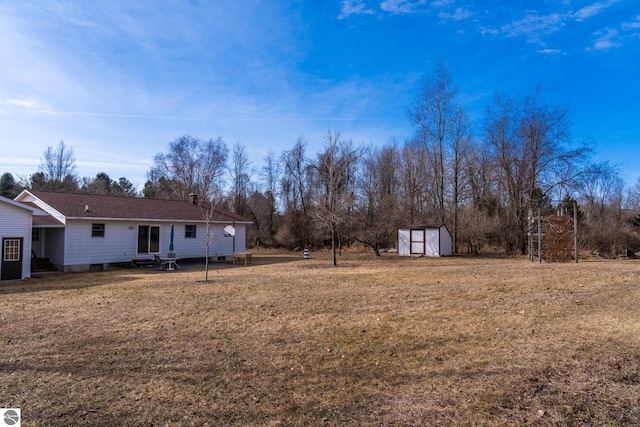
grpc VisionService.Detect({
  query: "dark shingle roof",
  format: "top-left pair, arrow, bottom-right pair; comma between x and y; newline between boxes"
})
32,215 -> 65,226
30,191 -> 251,223
23,200 -> 65,227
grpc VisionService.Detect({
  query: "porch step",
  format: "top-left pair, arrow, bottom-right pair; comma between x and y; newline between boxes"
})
32,257 -> 57,272
132,258 -> 156,268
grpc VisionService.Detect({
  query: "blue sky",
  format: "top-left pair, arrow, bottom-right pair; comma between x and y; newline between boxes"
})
1,0 -> 639,191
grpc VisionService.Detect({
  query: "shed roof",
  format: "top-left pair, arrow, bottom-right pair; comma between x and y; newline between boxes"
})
400,224 -> 447,229
23,190 -> 251,223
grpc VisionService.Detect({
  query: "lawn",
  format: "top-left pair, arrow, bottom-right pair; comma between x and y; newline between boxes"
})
1,252 -> 639,426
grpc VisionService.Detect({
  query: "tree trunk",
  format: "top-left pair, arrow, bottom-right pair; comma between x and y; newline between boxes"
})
332,227 -> 337,267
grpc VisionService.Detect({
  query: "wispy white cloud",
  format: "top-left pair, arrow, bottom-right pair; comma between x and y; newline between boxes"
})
573,1 -> 614,22
501,12 -> 565,39
0,9 -> 92,112
4,99 -> 40,108
438,7 -> 474,21
621,16 -> 640,31
479,26 -> 499,37
476,0 -> 637,55
432,0 -> 455,6
379,0 -> 428,14
536,48 -> 566,55
338,0 -> 375,19
590,28 -> 621,50
0,1 -> 301,118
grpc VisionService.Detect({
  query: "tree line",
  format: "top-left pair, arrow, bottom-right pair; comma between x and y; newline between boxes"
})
3,63 -> 639,258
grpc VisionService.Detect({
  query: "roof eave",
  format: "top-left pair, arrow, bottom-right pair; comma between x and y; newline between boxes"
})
65,217 -> 252,224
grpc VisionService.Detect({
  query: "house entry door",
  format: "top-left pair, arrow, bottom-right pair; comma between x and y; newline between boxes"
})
137,226 -> 160,254
1,238 -> 23,281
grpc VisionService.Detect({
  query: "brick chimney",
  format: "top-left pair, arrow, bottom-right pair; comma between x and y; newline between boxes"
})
188,193 -> 198,205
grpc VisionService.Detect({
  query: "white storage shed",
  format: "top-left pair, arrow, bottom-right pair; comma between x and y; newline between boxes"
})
398,224 -> 452,257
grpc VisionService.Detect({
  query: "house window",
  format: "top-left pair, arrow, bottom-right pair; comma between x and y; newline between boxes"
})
92,223 -> 105,237
185,225 -> 196,238
3,239 -> 20,261
32,228 -> 40,242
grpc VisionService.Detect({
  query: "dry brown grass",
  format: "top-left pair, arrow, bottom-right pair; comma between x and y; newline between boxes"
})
1,252 -> 639,426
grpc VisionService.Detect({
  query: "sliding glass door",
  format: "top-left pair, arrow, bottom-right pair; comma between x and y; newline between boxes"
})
137,225 -> 160,254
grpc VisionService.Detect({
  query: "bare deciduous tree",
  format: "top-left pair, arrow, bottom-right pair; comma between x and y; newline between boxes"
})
261,151 -> 281,242
399,141 -> 430,224
199,197 -> 221,283
313,130 -> 360,266
355,144 -> 402,255
149,135 -> 227,201
462,140 -> 499,253
484,88 -> 585,254
449,106 -> 473,253
279,136 -> 313,248
408,61 -> 459,223
34,140 -> 78,191
626,177 -> 640,210
230,142 -> 252,217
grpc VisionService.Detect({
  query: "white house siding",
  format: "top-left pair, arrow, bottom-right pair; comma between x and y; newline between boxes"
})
158,222 -> 205,259
45,228 -> 65,267
155,222 -> 246,260
0,202 -> 33,280
58,220 -> 248,271
60,220 -> 135,271
232,224 -> 247,253
194,223 -> 246,259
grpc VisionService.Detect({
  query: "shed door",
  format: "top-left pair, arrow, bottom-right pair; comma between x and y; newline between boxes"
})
410,229 -> 425,254
2,238 -> 23,281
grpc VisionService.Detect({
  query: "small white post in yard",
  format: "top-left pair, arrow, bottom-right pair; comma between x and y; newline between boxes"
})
303,247 -> 310,259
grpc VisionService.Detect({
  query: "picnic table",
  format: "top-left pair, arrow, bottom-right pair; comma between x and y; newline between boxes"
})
159,252 -> 180,270
162,257 -> 180,270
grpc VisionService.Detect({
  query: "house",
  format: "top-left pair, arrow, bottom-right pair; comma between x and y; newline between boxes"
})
397,224 -> 452,257
0,195 -> 48,281
13,190 -> 252,273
